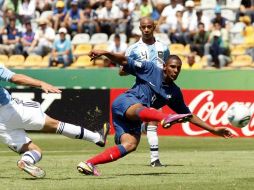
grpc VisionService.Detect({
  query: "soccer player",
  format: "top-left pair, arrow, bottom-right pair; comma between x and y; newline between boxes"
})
77,50 -> 233,176
123,17 -> 170,167
0,64 -> 110,178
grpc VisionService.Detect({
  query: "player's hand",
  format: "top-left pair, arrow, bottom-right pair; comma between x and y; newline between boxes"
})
88,50 -> 106,61
40,82 -> 62,94
212,127 -> 234,138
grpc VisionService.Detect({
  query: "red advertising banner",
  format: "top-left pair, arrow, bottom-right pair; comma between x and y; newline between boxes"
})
110,89 -> 254,137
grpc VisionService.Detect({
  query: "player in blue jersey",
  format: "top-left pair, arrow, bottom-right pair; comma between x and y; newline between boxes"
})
0,64 -> 109,178
124,17 -> 170,167
77,50 -> 233,176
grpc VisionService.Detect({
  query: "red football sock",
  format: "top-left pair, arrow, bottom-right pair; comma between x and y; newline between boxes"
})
137,107 -> 168,122
87,145 -> 127,165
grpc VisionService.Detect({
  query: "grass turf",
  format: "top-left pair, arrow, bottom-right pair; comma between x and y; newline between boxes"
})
0,134 -> 254,190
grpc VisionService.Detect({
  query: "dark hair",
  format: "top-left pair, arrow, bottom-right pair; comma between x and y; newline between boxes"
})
114,34 -> 121,40
198,22 -> 204,27
213,20 -> 221,26
167,55 -> 182,64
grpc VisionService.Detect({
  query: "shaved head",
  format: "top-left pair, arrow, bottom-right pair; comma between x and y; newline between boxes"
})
139,17 -> 156,44
140,17 -> 155,26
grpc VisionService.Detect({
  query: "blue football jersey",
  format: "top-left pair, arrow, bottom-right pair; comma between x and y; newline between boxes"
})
123,58 -> 190,114
0,64 -> 15,106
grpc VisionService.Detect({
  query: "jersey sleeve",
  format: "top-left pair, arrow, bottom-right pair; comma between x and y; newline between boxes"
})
123,57 -> 150,76
0,65 -> 15,82
168,88 -> 191,114
125,44 -> 135,57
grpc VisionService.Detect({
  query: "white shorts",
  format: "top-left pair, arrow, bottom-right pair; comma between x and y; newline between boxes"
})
0,99 -> 46,153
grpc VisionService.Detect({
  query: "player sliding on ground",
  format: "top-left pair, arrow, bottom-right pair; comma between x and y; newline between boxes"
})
77,51 -> 233,176
0,64 -> 110,178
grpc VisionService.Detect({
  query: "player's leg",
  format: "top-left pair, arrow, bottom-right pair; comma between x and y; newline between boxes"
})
0,99 -> 45,178
0,128 -> 45,178
126,104 -> 192,127
146,121 -> 164,167
17,141 -> 46,178
77,133 -> 140,176
77,104 -> 141,176
41,115 -> 110,147
16,98 -> 109,147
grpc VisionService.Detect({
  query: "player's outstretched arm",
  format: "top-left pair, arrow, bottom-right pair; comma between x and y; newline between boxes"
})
190,114 -> 233,138
10,74 -> 61,93
89,50 -> 128,65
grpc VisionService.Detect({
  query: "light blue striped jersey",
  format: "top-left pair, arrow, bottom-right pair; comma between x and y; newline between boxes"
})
0,64 -> 15,106
125,38 -> 170,69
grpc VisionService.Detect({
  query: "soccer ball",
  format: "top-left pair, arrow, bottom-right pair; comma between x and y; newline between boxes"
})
227,103 -> 251,128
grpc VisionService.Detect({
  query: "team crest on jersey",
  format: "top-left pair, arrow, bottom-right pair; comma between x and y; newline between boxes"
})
167,94 -> 172,99
158,51 -> 164,59
134,61 -> 142,68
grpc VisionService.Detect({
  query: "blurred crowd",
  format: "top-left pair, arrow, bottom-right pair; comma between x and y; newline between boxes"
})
0,0 -> 253,69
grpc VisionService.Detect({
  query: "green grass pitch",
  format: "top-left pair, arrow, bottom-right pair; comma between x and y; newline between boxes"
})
1,134 -> 254,190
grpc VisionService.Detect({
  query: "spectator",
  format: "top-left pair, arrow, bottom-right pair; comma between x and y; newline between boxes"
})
18,0 -> 36,22
49,27 -> 73,68
182,53 -> 203,69
30,18 -> 55,56
117,8 -> 133,40
82,4 -> 100,36
97,0 -> 123,36
140,0 -> 153,18
35,0 -> 55,13
194,9 -> 210,32
190,22 -> 209,56
2,8 -> 22,31
211,5 -> 228,29
15,19 -> 36,56
240,16 -> 254,46
64,0 -> 84,34
3,0 -> 21,20
169,10 -> 185,44
239,0 -> 254,23
52,0 -> 68,31
157,0 -> 184,33
205,21 -> 229,55
206,30 -> 231,68
0,16 -> 20,56
182,0 -> 197,44
113,0 -> 135,13
240,15 -> 254,59
104,34 -> 128,67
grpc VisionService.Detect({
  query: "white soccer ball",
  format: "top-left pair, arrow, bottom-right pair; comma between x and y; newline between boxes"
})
227,103 -> 251,128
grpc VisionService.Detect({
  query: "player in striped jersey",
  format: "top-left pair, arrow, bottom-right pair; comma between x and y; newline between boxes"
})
123,17 -> 170,167
0,64 -> 109,178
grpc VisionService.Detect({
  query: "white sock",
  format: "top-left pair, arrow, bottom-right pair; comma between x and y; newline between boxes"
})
56,122 -> 100,144
21,150 -> 42,164
147,125 -> 159,162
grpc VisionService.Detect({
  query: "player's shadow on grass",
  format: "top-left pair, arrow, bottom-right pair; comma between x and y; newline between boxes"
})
124,163 -> 185,167
116,172 -> 194,176
23,176 -> 116,180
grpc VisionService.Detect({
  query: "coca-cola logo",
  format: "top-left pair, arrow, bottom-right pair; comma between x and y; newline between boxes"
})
182,91 -> 254,137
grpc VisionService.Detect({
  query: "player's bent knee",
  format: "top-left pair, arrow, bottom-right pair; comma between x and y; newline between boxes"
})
122,142 -> 138,152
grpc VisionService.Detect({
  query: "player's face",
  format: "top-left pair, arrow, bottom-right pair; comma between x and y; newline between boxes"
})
139,21 -> 155,40
163,59 -> 182,81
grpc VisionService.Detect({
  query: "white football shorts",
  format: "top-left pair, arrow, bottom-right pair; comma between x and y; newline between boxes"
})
0,99 -> 46,153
